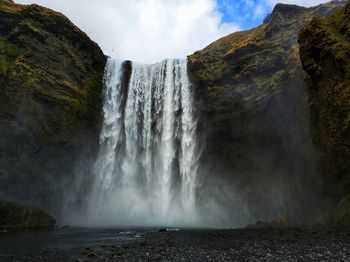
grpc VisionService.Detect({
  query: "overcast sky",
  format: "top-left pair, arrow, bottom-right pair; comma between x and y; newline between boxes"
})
15,0 -> 330,63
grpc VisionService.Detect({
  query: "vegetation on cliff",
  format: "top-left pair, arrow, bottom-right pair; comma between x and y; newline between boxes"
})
188,1 -> 345,224
0,199 -> 56,229
0,0 -> 106,215
299,0 -> 350,225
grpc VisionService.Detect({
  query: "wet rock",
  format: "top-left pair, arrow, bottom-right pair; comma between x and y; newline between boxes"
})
87,253 -> 97,259
188,0 -> 345,224
0,0 -> 106,212
299,0 -> 350,206
0,199 -> 55,229
228,248 -> 235,254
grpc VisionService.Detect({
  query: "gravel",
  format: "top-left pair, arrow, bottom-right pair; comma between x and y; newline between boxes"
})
3,228 -> 350,261
87,228 -> 350,261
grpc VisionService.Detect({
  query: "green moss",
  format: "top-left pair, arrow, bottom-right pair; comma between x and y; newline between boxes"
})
315,1 -> 350,42
253,69 -> 287,90
0,158 -> 14,177
300,1 -> 350,203
67,49 -> 86,72
335,194 -> 350,226
0,38 -> 17,79
0,200 -> 56,229
18,20 -> 48,41
10,62 -> 30,83
0,0 -> 22,13
331,28 -> 346,41
84,73 -> 103,92
329,3 -> 350,35
69,98 -> 85,113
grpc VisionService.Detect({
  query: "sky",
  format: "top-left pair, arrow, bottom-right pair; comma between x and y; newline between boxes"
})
15,0 -> 331,63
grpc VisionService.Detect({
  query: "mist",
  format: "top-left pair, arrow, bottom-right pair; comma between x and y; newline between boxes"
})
5,0 -> 338,229
62,54 -> 325,229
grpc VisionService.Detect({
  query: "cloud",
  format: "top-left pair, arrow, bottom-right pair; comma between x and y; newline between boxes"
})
14,0 -> 334,63
15,0 -> 240,63
217,0 -> 331,30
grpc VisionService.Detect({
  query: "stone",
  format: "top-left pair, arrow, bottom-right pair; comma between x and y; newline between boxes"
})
0,199 -> 55,229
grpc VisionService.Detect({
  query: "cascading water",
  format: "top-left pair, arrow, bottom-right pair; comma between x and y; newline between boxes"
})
87,58 -> 199,226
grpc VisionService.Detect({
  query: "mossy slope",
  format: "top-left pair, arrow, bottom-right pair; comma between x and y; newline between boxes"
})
188,1 -> 345,224
0,0 -> 106,216
299,0 -> 350,224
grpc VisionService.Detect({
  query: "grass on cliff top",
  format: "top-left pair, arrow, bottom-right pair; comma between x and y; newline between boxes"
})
190,24 -> 266,63
0,0 -> 22,13
329,1 -> 350,35
316,1 -> 350,84
321,1 -> 350,41
188,25 -> 267,83
0,0 -> 65,16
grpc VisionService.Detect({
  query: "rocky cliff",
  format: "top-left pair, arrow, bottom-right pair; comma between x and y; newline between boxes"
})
299,0 -> 350,225
188,1 -> 345,225
0,0 -> 106,216
1,0 -> 348,227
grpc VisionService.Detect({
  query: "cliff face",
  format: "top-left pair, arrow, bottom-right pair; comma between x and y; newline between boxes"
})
0,0 -> 106,215
299,1 -> 350,224
188,1 -> 345,224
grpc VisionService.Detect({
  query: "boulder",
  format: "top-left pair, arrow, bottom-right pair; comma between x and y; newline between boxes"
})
0,199 -> 56,229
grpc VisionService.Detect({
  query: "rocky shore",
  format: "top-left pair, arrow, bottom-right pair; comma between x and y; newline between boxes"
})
4,227 -> 349,262
90,228 -> 350,262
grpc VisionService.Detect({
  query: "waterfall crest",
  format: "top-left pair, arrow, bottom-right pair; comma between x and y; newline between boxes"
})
88,58 -> 199,226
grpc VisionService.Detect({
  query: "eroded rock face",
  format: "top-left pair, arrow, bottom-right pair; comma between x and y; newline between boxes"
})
299,1 -> 350,221
0,0 -> 106,217
188,1 -> 345,225
0,199 -> 56,229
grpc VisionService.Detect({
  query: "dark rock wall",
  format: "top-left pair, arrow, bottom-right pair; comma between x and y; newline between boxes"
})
299,0 -> 350,224
0,0 -> 106,217
1,0 -> 349,227
188,1 -> 345,225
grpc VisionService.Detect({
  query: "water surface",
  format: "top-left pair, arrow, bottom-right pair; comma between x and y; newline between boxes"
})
0,227 -> 149,261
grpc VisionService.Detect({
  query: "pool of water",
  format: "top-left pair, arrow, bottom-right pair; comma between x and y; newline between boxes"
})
0,227 -> 150,261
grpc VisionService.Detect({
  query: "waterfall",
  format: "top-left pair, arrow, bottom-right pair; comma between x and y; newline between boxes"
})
88,58 -> 199,226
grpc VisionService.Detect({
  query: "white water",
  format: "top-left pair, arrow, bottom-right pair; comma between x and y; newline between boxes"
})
87,58 -> 199,227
